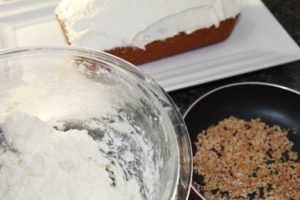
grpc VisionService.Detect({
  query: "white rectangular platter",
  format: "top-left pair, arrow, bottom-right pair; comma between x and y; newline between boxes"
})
0,0 -> 299,92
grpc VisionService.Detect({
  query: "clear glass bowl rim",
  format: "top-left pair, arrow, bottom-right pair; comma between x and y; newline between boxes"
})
0,46 -> 193,200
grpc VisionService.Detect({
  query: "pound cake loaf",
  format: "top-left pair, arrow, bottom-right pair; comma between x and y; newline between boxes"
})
55,0 -> 241,65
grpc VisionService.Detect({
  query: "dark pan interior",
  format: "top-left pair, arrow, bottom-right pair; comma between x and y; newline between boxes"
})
184,83 -> 300,198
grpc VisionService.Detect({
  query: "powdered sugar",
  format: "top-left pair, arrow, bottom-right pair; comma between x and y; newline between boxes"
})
0,52 -> 178,199
0,112 -> 141,200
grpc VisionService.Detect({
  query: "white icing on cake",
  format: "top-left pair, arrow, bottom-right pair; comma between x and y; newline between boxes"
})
55,0 -> 242,50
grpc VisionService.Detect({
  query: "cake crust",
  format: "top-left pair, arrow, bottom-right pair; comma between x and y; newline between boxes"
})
57,16 -> 239,65
108,17 -> 239,65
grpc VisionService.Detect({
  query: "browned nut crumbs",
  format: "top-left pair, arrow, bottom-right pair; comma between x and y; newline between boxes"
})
193,117 -> 300,200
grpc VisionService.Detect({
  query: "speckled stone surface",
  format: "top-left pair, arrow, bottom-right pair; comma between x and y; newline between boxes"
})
169,0 -> 300,115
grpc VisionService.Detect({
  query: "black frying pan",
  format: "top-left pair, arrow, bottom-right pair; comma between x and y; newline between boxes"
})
184,82 -> 300,200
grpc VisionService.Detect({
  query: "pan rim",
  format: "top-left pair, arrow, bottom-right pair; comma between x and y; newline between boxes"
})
183,81 -> 300,119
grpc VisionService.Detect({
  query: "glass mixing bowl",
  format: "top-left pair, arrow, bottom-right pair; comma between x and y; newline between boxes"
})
0,47 -> 192,200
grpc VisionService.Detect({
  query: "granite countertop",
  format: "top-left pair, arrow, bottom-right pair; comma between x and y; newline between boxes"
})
169,0 -> 300,114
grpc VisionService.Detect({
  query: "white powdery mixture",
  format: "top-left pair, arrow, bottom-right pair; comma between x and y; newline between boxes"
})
0,113 -> 140,200
0,59 -> 159,200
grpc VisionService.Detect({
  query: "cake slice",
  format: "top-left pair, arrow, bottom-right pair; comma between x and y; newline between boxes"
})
55,0 -> 241,65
